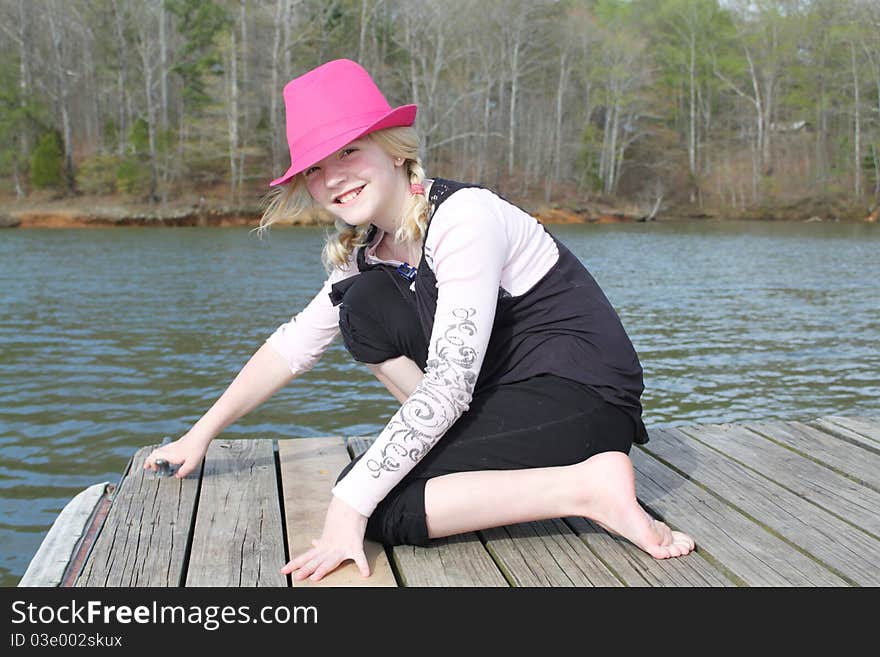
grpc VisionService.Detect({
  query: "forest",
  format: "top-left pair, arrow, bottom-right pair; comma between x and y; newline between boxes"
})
1,0 -> 878,223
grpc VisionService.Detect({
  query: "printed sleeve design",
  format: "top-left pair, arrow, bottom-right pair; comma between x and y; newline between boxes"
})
362,307 -> 478,478
331,193 -> 508,517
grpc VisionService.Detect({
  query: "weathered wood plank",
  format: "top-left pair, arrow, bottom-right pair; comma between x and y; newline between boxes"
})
481,519 -> 623,587
46,418 -> 880,588
278,437 -> 396,587
629,442 -> 849,586
677,423 -> 880,538
647,427 -> 880,585
185,440 -> 286,587
62,483 -> 114,587
19,482 -> 112,587
820,417 -> 880,442
391,534 -> 509,587
347,436 -> 507,587
566,517 -> 737,587
810,416 -> 880,454
76,446 -> 200,586
744,421 -> 880,492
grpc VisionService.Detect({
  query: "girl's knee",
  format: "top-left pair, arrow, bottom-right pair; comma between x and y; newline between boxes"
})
337,270 -> 427,368
338,269 -> 392,313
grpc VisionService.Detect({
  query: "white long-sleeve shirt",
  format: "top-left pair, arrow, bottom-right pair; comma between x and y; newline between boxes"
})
266,185 -> 559,516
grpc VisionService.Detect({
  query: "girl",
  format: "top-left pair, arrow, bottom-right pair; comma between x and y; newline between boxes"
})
145,59 -> 694,582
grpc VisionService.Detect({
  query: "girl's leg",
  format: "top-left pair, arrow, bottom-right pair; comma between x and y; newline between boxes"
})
423,452 -> 694,559
337,270 -> 693,559
351,370 -> 695,560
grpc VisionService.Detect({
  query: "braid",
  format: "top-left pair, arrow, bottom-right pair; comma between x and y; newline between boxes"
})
322,220 -> 371,272
394,159 -> 430,246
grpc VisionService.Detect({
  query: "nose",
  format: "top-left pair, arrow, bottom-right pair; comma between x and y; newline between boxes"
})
322,159 -> 347,189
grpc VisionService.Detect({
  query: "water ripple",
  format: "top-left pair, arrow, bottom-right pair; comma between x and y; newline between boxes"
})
1,222 -> 878,584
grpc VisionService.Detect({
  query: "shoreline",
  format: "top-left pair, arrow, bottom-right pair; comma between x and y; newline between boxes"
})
1,196 -> 876,229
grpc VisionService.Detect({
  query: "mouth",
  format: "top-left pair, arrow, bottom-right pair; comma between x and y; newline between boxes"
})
334,185 -> 365,205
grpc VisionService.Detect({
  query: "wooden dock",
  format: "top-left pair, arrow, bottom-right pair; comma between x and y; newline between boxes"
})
19,415 -> 880,587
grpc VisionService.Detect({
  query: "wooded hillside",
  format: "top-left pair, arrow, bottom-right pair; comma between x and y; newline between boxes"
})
1,0 -> 878,218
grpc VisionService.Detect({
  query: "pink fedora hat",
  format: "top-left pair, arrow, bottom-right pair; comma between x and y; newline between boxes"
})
269,59 -> 417,187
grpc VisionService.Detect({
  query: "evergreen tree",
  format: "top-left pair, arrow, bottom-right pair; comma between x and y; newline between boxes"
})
166,0 -> 231,108
30,132 -> 64,190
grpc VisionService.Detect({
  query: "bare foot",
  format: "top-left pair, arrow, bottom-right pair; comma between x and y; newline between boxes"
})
571,452 -> 695,559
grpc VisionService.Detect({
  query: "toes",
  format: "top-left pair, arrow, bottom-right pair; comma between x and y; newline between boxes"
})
650,546 -> 671,559
650,520 -> 695,555
649,544 -> 676,559
668,533 -> 694,557
672,531 -> 695,552
669,543 -> 690,557
646,527 -> 694,559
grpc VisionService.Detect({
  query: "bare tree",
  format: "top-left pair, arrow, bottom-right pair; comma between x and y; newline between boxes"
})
159,1 -> 169,131
497,0 -> 553,179
570,8 -> 601,194
270,0 -> 290,174
46,5 -> 77,193
850,39 -> 862,199
473,20 -> 504,183
593,20 -> 651,196
395,0 -> 482,164
657,0 -> 725,204
13,0 -> 32,197
358,0 -> 384,68
715,1 -> 798,201
237,0 -> 248,194
133,0 -> 161,201
547,49 -> 570,202
111,0 -> 131,157
859,4 -> 880,199
226,27 -> 240,203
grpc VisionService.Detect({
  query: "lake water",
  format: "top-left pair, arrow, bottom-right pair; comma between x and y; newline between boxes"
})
1,220 -> 878,586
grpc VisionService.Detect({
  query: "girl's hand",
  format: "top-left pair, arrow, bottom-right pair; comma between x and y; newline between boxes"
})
143,433 -> 208,479
281,495 -> 370,582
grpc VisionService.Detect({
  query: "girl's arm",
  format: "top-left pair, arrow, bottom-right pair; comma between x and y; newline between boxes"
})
367,355 -> 425,403
144,342 -> 296,478
332,192 -> 507,516
284,198 -> 507,581
145,260 -> 357,478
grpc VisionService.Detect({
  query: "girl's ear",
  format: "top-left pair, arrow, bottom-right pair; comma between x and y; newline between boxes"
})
394,156 -> 405,167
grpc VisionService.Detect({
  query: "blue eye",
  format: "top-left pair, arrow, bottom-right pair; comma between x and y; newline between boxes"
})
304,166 -> 319,176
341,148 -> 356,156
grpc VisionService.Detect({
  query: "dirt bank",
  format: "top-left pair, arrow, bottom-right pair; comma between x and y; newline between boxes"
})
11,208 -> 263,229
1,197 -> 644,228
696,196 -> 877,223
2,193 -> 874,228
0,200 -> 325,229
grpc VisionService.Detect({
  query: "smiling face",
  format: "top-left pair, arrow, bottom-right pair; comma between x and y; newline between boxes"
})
302,135 -> 409,233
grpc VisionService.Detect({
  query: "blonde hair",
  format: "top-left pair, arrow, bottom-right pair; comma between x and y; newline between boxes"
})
258,126 -> 430,273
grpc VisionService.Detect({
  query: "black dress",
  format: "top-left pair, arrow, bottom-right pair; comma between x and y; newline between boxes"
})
329,179 -> 651,547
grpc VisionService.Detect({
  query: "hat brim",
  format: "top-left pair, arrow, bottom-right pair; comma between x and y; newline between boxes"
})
269,104 -> 417,187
